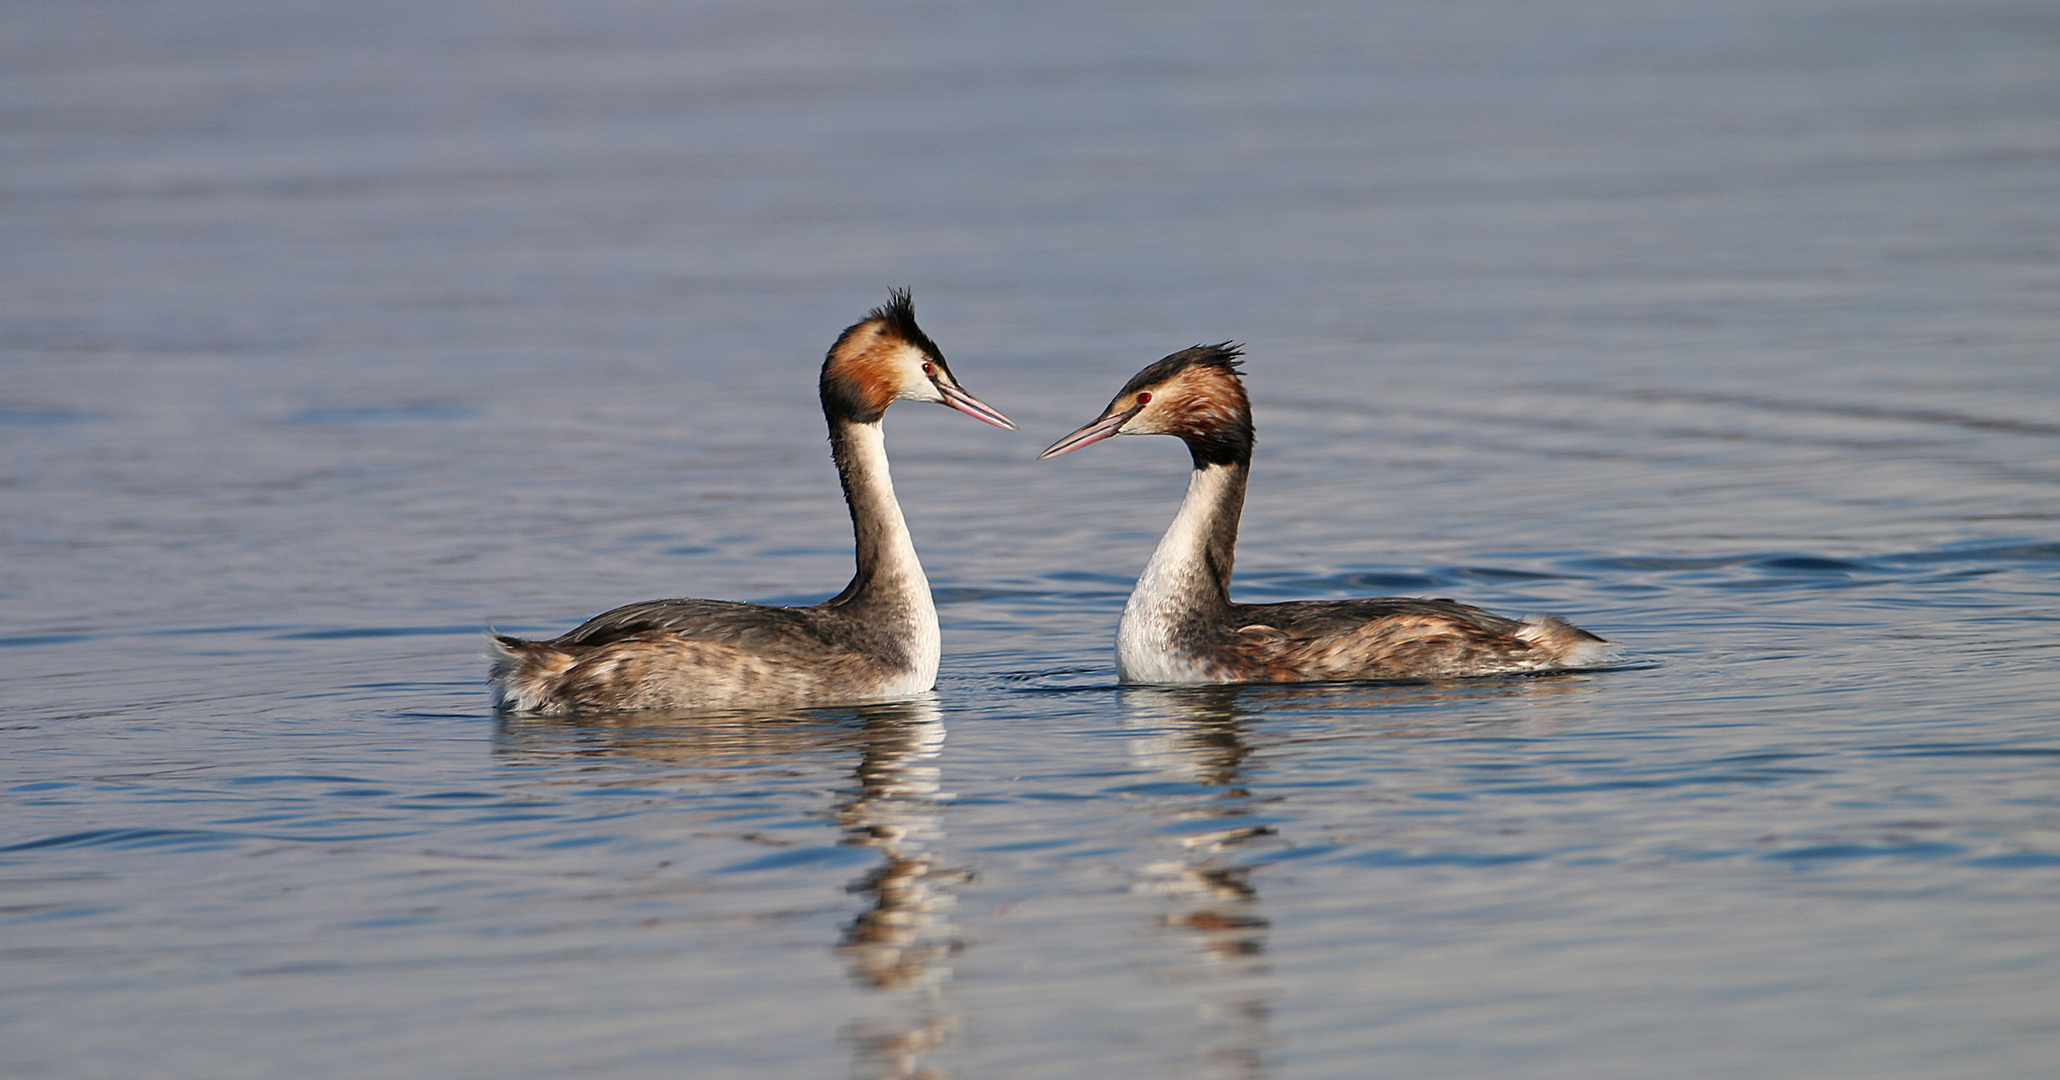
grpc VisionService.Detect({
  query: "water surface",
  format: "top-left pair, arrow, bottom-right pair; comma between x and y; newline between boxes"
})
4,1 -> 2059,1077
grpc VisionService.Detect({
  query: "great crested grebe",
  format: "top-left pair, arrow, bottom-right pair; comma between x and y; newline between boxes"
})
490,291 -> 1016,713
1040,345 -> 1614,685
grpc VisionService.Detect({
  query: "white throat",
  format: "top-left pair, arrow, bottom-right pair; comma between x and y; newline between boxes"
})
1115,463 -> 1241,684
839,421 -> 940,693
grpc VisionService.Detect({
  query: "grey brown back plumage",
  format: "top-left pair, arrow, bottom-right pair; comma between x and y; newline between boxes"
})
489,291 -> 1016,714
1041,348 -> 1615,684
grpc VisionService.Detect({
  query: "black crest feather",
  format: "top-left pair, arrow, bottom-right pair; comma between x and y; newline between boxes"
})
1115,342 -> 1244,401
821,289 -> 945,424
866,288 -> 944,362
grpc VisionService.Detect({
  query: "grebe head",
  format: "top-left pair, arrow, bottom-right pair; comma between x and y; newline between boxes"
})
1039,343 -> 1251,466
821,290 -> 1016,429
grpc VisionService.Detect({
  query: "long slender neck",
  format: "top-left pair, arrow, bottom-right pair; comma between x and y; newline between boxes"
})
1115,456 -> 1249,683
824,418 -> 934,623
1128,459 -> 1250,620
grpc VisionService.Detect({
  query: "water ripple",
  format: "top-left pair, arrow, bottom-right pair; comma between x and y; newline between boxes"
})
1763,842 -> 1965,862
284,403 -> 477,424
0,826 -> 419,852
0,407 -> 99,427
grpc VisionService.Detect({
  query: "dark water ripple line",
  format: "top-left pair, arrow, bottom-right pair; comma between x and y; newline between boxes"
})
1962,853 -> 2060,868
1476,771 -> 1796,795
1763,841 -> 1966,862
934,585 -> 1130,605
275,625 -> 494,640
1324,848 -> 1546,869
1881,539 -> 2060,564
0,407 -> 101,426
1283,397 -> 1997,459
2,622 -> 490,650
0,633 -> 95,648
989,542 -> 2059,615
716,845 -> 880,873
141,624 -> 298,637
0,826 -> 426,852
1403,384 -> 2060,443
1866,744 -> 2060,760
1609,388 -> 2060,440
284,403 -> 477,425
1574,552 -> 1883,576
1575,539 -> 2060,578
1754,556 -> 1876,573
988,666 -> 1107,683
221,773 -> 379,786
230,932 -> 813,980
1002,681 -> 1128,695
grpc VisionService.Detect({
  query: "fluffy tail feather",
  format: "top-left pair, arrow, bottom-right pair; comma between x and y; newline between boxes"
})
485,632 -> 575,712
1516,615 -> 1618,669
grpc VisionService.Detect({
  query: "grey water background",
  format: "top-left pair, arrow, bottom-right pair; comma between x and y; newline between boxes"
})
4,0 -> 2059,1076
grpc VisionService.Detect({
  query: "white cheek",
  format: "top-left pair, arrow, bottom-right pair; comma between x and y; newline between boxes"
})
885,345 -> 944,403
1128,407 -> 1173,435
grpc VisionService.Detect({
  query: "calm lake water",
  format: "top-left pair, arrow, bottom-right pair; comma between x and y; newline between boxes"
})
5,1 -> 2059,1077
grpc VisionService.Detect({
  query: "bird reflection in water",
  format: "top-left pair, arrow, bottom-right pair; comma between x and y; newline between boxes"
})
494,698 -> 963,1080
833,700 -> 965,1080
1119,675 -> 1602,1079
1121,686 -> 1280,1080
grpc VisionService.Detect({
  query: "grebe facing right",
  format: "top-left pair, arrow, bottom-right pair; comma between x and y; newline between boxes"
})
1040,345 -> 1614,685
490,291 -> 1015,714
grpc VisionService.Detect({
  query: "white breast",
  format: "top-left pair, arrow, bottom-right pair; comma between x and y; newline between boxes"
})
1113,465 -> 1242,686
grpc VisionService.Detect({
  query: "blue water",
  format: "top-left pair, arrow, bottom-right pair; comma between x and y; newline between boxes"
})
5,1 -> 2059,1077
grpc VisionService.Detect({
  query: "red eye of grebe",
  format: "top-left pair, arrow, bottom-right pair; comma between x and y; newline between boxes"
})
1137,392 -> 1151,404
922,362 -> 935,375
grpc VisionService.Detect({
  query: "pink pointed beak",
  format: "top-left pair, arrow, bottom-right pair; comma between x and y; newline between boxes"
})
1038,406 -> 1136,459
937,380 -> 1016,430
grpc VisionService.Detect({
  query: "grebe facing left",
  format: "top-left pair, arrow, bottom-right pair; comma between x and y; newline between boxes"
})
1040,345 -> 1614,685
490,291 -> 1015,714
